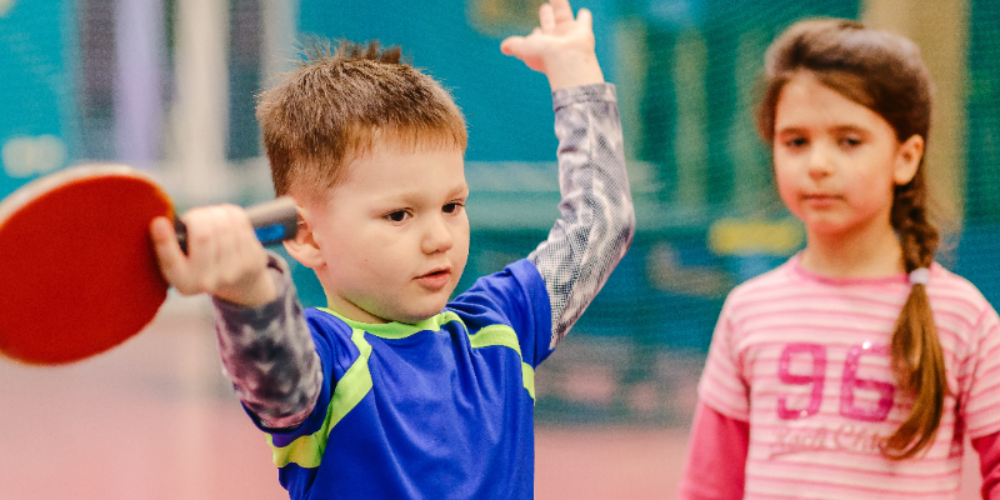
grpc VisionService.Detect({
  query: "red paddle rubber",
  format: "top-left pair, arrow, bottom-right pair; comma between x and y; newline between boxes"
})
0,166 -> 173,365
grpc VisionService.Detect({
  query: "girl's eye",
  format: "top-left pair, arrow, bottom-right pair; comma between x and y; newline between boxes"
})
385,210 -> 410,222
839,137 -> 862,148
443,202 -> 464,214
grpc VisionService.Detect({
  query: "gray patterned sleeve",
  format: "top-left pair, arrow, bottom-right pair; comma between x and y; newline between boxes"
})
211,252 -> 322,430
529,83 -> 635,349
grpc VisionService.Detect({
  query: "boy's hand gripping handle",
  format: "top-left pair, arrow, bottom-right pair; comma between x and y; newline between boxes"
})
174,196 -> 299,253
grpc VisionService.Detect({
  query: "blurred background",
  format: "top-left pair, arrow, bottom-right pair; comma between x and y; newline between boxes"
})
0,0 -> 997,498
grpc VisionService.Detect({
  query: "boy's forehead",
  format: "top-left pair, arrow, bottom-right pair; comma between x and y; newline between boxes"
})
345,133 -> 465,172
289,134 -> 465,198
365,129 -> 466,156
301,142 -> 464,199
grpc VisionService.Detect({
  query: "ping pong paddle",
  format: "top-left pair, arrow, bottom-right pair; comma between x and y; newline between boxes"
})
0,163 -> 298,365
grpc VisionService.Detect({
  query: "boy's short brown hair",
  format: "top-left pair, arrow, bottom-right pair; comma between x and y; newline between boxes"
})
256,40 -> 468,201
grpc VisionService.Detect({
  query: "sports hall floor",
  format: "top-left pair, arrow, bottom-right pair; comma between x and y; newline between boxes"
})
0,295 -> 983,499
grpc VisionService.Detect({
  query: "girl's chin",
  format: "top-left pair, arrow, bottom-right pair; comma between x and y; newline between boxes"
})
799,214 -> 849,233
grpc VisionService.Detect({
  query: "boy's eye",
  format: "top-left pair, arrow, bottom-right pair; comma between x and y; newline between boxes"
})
385,210 -> 410,222
785,137 -> 807,149
443,202 -> 464,214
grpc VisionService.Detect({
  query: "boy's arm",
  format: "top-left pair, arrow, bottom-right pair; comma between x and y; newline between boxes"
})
210,254 -> 322,429
531,83 -> 632,347
502,0 -> 636,347
151,207 -> 322,429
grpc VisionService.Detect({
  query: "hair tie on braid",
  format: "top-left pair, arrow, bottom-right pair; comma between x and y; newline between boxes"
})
909,268 -> 930,286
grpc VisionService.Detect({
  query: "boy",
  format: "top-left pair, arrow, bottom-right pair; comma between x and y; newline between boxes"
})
150,1 -> 634,498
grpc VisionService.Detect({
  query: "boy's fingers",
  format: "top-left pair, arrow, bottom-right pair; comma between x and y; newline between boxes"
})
186,209 -> 223,278
216,205 -> 250,251
549,0 -> 574,24
150,216 -> 190,289
500,36 -> 523,56
539,3 -> 555,33
577,8 -> 593,31
226,206 -> 266,266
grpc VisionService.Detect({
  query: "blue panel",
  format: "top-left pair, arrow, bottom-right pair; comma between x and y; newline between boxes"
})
298,0 -> 616,162
0,0 -> 77,197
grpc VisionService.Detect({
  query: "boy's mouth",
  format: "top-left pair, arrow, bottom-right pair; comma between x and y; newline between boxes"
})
415,267 -> 451,289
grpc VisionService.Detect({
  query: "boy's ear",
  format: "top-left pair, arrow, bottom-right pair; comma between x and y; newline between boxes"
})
893,134 -> 925,185
282,207 -> 324,269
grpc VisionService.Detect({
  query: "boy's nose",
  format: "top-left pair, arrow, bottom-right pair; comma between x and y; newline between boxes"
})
421,216 -> 454,254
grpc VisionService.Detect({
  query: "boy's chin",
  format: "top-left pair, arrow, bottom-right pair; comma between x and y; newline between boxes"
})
395,306 -> 449,325
376,298 -> 451,325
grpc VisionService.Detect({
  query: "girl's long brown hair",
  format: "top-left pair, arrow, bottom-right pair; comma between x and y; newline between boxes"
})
757,19 -> 945,459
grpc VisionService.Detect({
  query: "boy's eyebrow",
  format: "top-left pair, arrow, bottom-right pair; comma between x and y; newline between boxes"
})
774,125 -> 808,136
372,182 -> 469,206
449,182 -> 470,198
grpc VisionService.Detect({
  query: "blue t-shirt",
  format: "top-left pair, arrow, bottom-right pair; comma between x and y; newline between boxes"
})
262,259 -> 553,499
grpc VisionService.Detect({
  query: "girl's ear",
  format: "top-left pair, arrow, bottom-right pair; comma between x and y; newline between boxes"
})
282,207 -> 324,269
893,134 -> 925,185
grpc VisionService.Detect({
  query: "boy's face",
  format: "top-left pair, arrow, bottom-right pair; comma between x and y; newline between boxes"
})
299,142 -> 469,324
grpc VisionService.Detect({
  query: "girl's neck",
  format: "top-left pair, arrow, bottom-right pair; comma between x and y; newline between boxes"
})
800,221 -> 905,279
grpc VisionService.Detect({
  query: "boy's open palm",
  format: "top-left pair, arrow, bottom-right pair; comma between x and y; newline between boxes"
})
500,0 -> 604,90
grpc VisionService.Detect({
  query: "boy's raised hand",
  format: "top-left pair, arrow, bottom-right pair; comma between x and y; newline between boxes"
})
500,0 -> 604,90
150,205 -> 277,308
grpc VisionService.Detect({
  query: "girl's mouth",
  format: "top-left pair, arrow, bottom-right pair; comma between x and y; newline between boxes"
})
803,193 -> 839,208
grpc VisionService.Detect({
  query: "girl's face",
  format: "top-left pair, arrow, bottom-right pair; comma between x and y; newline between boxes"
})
772,72 -> 923,238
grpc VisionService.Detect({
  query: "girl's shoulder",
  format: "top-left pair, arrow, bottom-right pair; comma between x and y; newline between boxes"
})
927,263 -> 987,297
721,258 -> 997,321
926,263 -> 998,322
725,256 -> 810,292
719,259 -> 803,311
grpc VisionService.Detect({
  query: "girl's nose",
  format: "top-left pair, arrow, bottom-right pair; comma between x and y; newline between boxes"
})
806,145 -> 834,179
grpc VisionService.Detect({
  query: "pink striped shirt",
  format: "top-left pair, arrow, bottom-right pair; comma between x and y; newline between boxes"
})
697,255 -> 1000,499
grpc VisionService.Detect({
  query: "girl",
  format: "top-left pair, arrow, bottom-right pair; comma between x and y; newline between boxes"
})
678,19 -> 1000,499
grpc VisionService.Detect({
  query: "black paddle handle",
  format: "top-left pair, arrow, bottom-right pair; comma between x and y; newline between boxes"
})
174,196 -> 299,254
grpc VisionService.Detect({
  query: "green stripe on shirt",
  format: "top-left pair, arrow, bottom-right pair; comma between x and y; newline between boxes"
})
269,313 -> 535,469
269,327 -> 373,468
